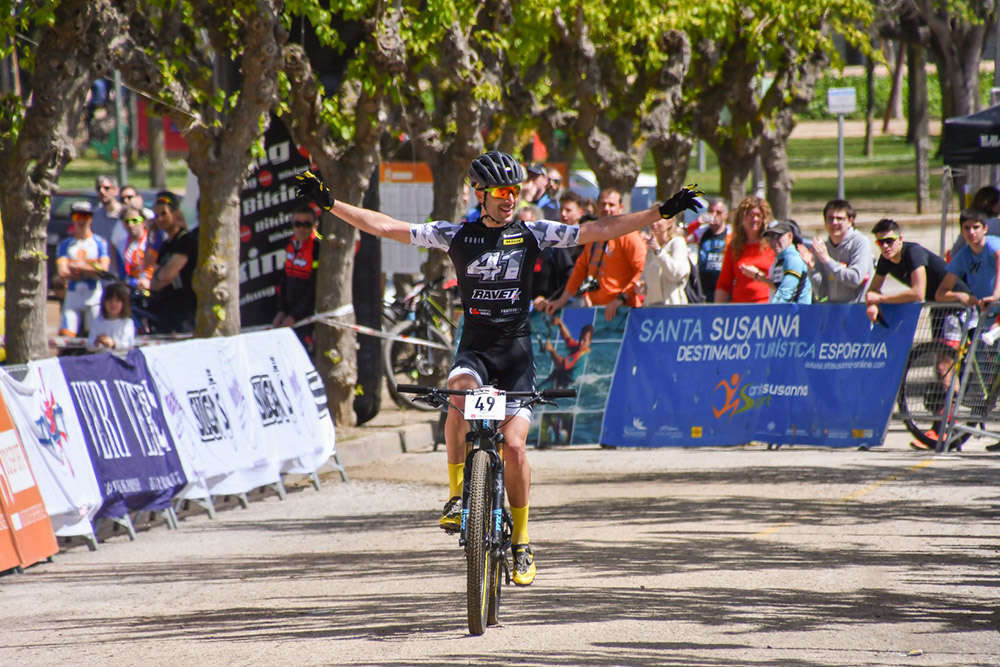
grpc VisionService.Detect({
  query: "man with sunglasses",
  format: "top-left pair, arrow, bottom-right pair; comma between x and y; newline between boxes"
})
867,218 -> 973,449
114,205 -> 154,289
272,205 -> 320,352
56,201 -> 111,338
296,151 -> 700,586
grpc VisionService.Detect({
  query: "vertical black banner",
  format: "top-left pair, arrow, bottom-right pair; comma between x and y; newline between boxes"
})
352,169 -> 382,424
239,117 -> 312,328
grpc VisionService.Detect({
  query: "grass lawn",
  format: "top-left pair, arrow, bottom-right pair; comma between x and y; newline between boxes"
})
63,126 -> 945,216
57,147 -> 189,192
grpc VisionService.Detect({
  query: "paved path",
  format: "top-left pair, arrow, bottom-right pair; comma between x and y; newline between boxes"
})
1,416 -> 997,666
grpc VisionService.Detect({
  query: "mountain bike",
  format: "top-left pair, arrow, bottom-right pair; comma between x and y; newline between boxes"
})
896,305 -> 1000,450
383,277 -> 459,411
396,383 -> 576,636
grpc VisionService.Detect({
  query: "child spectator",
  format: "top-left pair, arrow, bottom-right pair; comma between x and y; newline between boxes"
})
87,282 -> 135,351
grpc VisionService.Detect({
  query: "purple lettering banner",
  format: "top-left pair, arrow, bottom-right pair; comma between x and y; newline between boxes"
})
58,351 -> 186,518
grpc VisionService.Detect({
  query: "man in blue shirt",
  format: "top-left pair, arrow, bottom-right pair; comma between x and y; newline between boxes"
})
935,209 -> 1000,307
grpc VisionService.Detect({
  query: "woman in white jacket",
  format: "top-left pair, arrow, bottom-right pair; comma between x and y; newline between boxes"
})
641,216 -> 690,305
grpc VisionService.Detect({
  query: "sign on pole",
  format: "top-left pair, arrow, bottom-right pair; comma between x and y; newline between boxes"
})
827,87 -> 856,199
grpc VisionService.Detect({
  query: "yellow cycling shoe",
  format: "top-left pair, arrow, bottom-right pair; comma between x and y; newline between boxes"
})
440,496 -> 462,533
512,544 -> 535,586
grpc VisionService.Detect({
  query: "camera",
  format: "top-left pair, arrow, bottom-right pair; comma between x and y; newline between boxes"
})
576,276 -> 600,296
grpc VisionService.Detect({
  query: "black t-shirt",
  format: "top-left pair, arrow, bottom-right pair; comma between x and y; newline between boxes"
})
875,241 -> 969,300
152,227 -> 198,331
411,218 -> 579,337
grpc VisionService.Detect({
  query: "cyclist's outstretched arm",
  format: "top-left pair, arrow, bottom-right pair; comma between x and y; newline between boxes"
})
577,208 -> 659,245
577,187 -> 702,245
326,199 -> 411,244
296,170 -> 411,244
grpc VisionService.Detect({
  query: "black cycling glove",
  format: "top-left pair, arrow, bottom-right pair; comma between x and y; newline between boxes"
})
658,185 -> 703,219
295,170 -> 335,209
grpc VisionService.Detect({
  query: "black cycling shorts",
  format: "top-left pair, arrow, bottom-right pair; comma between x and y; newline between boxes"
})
451,330 -> 535,396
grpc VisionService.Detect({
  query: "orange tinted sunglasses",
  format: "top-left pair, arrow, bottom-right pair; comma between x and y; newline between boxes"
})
482,185 -> 521,199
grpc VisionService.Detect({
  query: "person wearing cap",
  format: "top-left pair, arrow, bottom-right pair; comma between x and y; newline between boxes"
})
759,219 -> 811,304
525,163 -> 559,220
56,200 -> 111,338
798,198 -> 872,303
148,190 -> 197,333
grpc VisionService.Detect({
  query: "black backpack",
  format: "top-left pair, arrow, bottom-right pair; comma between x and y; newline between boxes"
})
684,257 -> 706,303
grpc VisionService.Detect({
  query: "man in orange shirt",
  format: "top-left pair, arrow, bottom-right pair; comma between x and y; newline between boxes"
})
539,188 -> 646,321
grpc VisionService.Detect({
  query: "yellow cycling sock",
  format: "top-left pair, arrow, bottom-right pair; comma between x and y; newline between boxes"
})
511,504 -> 529,545
448,462 -> 464,499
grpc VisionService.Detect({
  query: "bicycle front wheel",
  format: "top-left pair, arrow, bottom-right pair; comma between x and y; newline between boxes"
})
897,341 -> 972,448
384,320 -> 453,411
465,450 -> 493,636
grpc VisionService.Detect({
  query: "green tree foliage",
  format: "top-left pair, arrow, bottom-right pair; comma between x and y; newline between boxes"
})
506,0 -> 691,202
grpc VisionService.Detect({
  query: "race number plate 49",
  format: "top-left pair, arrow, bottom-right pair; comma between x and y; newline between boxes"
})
464,387 -> 506,421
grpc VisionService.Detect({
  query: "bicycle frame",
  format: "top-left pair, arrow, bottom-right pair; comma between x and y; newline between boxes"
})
460,419 -> 506,549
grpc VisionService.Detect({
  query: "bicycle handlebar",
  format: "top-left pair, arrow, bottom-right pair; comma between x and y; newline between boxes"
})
395,384 -> 577,400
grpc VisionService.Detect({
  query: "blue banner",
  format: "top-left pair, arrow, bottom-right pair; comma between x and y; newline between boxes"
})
59,351 -> 186,518
601,303 -> 920,448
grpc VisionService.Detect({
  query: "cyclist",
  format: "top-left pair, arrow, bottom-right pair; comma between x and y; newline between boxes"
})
296,152 -> 701,585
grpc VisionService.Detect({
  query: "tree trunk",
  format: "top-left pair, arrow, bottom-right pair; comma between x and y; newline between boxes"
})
864,56 -> 876,157
883,40 -> 905,132
315,210 -> 361,426
648,134 -> 692,200
911,44 -> 930,213
281,42 -> 385,426
148,113 -> 167,189
183,141 -> 243,337
716,150 -> 754,211
761,109 -> 797,222
2,197 -> 49,362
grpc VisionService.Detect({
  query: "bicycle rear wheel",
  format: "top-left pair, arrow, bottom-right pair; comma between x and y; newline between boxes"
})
384,320 -> 453,411
897,341 -> 973,448
465,450 -> 492,636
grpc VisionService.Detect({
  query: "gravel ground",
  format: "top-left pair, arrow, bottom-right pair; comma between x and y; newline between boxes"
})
1,421 -> 998,666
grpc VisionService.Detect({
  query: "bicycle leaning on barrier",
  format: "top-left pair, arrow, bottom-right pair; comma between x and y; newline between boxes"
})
896,303 -> 1000,451
382,276 -> 459,411
397,383 -> 575,636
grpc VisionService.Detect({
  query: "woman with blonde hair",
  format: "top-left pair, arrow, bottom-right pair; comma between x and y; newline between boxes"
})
713,195 -> 775,303
642,215 -> 690,304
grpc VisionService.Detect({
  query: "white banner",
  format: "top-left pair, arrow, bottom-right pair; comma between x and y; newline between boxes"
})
142,338 -> 281,497
140,328 -> 335,495
238,329 -> 335,474
0,362 -> 102,537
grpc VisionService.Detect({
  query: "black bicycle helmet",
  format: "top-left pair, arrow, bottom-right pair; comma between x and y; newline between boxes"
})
468,150 -> 525,188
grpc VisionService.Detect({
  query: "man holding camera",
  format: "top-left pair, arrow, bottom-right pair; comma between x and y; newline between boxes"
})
539,188 -> 646,321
